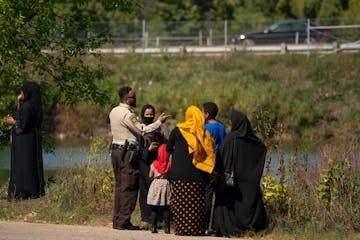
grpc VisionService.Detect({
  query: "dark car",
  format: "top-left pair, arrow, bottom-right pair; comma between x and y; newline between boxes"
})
232,20 -> 334,45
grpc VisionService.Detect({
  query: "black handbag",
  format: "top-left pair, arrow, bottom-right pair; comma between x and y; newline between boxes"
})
223,171 -> 235,187
215,171 -> 235,190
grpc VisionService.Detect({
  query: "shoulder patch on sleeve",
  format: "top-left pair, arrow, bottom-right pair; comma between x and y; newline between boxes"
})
129,115 -> 138,124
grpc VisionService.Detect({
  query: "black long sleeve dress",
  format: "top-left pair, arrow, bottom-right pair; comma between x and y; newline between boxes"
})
212,111 -> 268,237
8,101 -> 44,200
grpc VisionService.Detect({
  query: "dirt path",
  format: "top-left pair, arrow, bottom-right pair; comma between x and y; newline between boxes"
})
0,220 -> 252,240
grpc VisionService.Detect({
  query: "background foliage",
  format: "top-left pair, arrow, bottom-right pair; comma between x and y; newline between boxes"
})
77,53 -> 359,143
0,1 -> 359,238
1,0 -> 360,146
0,0 -> 137,146
70,0 -> 360,22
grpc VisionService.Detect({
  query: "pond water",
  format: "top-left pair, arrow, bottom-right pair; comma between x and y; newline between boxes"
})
0,141 -> 112,186
0,141 -> 319,186
0,146 -> 103,169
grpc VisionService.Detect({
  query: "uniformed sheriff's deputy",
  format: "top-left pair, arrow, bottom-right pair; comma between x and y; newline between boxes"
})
109,86 -> 170,230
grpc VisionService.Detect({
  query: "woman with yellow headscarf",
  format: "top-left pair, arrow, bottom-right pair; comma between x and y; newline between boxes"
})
166,105 -> 216,236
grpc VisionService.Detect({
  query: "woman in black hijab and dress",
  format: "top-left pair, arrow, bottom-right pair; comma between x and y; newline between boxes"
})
5,82 -> 45,200
138,104 -> 167,226
212,111 -> 268,237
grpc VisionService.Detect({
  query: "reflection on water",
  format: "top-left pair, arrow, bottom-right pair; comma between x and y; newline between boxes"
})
0,146 -> 111,169
0,143 -> 111,186
0,141 -> 319,186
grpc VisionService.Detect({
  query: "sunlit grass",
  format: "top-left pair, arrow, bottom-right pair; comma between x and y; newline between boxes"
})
0,52 -> 359,239
0,136 -> 359,239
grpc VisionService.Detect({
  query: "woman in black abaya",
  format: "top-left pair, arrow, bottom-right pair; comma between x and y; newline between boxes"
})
138,104 -> 167,226
5,82 -> 45,200
212,111 -> 268,237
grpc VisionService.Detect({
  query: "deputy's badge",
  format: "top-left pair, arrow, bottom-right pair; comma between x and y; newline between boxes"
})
129,115 -> 137,124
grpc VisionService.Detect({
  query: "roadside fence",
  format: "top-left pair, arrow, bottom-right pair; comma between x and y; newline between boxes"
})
90,18 -> 360,49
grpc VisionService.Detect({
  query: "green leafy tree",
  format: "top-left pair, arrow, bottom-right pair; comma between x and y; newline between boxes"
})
276,0 -> 295,18
145,0 -> 240,21
149,0 -> 201,21
194,0 -> 239,20
288,0 -> 350,20
0,0 -> 138,146
317,0 -> 343,21
342,0 -> 360,19
49,0 -> 357,23
289,0 -> 321,19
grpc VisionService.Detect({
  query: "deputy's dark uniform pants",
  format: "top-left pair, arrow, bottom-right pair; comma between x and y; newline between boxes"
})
111,148 -> 140,228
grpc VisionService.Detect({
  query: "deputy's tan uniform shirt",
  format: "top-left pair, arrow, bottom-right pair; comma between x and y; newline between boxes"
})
109,103 -> 162,145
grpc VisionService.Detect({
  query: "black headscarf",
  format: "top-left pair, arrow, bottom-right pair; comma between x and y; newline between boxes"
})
141,104 -> 155,125
230,110 -> 262,143
21,82 -> 42,127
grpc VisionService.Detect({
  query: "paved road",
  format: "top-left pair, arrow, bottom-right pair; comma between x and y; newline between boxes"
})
0,221 -> 248,240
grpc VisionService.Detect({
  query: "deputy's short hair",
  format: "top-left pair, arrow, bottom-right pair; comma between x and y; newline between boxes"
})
118,86 -> 132,101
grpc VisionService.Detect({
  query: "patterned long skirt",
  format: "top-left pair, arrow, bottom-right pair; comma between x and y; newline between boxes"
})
170,180 -> 206,236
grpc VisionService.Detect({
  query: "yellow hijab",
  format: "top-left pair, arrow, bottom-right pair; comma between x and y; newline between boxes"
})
176,105 -> 216,174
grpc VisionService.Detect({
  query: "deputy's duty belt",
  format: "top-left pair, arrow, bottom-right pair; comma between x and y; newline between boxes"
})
111,143 -> 137,151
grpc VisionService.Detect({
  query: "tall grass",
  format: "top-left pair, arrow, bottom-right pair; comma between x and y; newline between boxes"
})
0,136 -> 358,238
260,118 -> 359,238
0,53 -> 359,239
78,52 -> 360,142
272,141 -> 359,229
0,137 -> 114,225
51,52 -> 360,142
44,137 -> 114,224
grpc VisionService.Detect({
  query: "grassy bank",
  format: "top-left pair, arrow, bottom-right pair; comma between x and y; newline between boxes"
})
53,52 -> 360,143
0,136 -> 359,239
0,169 -> 8,186
0,53 -> 359,239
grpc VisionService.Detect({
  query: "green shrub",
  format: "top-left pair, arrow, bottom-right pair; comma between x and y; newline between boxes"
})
44,137 -> 114,224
